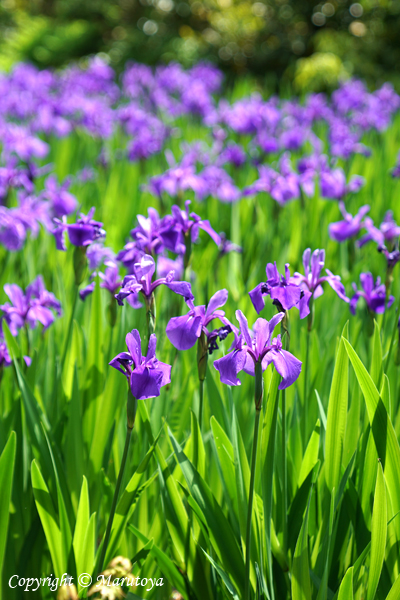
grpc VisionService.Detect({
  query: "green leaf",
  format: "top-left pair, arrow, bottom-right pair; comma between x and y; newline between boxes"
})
343,338 -> 400,515
367,462 -> 387,600
168,427 -> 245,596
202,549 -> 240,600
128,524 -> 187,596
337,567 -> 353,600
325,326 -> 348,492
261,368 -> 281,598
73,477 -> 90,579
298,419 -> 320,488
292,476 -> 313,600
0,431 -> 16,588
370,320 -> 383,389
31,460 -> 64,577
385,573 -> 400,600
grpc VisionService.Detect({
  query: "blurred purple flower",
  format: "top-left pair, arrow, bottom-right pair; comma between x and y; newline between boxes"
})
41,175 -> 78,218
359,211 -> 400,248
53,207 -> 105,251
328,202 -> 370,242
350,273 -> 394,315
1,276 -> 62,335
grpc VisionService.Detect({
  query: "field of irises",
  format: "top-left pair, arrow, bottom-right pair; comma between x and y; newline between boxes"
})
1,59 -> 400,600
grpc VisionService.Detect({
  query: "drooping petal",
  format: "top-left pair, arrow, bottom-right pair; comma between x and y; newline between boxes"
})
214,348 -> 247,386
130,367 -> 164,400
198,219 -> 221,245
166,313 -> 203,350
298,289 -> 313,319
164,280 -> 194,302
249,283 -> 266,315
266,348 -> 302,390
324,269 -> 349,302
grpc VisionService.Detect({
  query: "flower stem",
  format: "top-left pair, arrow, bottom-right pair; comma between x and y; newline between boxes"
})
281,319 -> 289,554
199,378 -> 204,431
244,362 -> 263,600
98,423 -> 133,571
303,328 -> 311,445
61,286 -> 78,369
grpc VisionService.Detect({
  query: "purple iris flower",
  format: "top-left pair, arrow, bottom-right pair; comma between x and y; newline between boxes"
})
157,255 -> 184,280
79,262 -> 123,301
378,244 -> 400,268
115,254 -> 193,306
87,243 -> 116,271
0,335 -> 31,369
41,175 -> 78,218
290,249 -> 350,318
109,329 -> 171,400
0,338 -> 12,368
1,276 -> 62,336
166,289 -> 234,353
249,263 -> 301,315
213,310 -> 302,390
0,207 -> 26,251
320,168 -> 364,200
53,207 -> 105,251
328,202 -> 370,242
130,208 -> 164,256
359,211 -> 400,248
160,200 -> 221,254
218,233 -> 242,257
350,273 -> 394,315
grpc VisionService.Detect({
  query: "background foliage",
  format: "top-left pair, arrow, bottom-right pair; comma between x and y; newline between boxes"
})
1,0 -> 400,91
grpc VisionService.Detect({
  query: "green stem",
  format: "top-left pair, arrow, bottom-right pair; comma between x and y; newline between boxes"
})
303,328 -> 311,445
281,319 -> 289,554
61,286 -> 78,369
244,363 -> 263,600
98,423 -> 133,571
199,378 -> 204,431
282,387 -> 287,555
